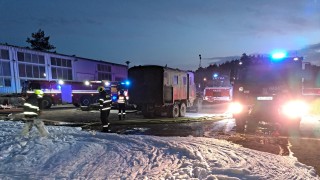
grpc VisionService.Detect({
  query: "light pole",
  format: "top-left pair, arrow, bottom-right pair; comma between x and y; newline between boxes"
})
125,61 -> 131,68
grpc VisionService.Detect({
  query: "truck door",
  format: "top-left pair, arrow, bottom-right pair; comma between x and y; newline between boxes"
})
61,84 -> 72,103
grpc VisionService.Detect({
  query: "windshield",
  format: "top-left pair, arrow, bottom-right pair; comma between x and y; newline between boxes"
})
239,66 -> 290,86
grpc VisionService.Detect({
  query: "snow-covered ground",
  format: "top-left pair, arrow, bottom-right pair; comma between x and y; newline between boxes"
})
0,120 -> 318,180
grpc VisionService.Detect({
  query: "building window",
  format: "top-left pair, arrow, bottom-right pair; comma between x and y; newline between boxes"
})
18,63 -> 46,78
97,64 -> 111,72
17,52 -> 45,64
0,49 -> 9,60
50,57 -> 72,80
0,61 -> 11,76
183,77 -> 187,85
97,64 -> 112,80
173,75 -> 178,85
51,67 -> 72,80
0,60 -> 11,87
98,72 -> 111,81
51,57 -> 72,67
0,77 -> 11,87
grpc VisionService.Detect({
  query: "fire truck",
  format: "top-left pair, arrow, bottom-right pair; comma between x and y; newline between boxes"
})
20,80 -> 129,109
203,87 -> 232,103
229,53 -> 308,134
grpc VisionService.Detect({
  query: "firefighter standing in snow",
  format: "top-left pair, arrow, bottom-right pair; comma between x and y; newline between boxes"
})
117,89 -> 127,120
21,89 -> 49,137
98,86 -> 112,127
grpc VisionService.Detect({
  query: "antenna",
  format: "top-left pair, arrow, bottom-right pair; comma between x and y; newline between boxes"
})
199,54 -> 202,68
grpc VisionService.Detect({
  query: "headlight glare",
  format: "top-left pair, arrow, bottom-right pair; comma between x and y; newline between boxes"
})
228,102 -> 243,114
281,100 -> 309,118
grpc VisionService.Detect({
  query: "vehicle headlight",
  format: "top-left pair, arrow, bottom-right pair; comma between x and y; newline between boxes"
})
228,102 -> 243,114
281,100 -> 309,118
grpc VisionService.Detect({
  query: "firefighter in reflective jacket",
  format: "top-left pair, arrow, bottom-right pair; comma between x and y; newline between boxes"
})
117,89 -> 127,120
21,89 -> 49,137
97,86 -> 112,127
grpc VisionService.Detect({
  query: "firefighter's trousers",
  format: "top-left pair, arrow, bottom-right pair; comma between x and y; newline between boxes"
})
118,103 -> 126,120
21,118 -> 49,137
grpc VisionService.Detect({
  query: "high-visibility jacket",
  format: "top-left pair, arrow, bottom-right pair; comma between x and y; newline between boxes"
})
117,95 -> 126,104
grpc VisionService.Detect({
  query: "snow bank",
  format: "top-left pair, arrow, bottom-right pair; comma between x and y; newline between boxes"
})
0,120 -> 318,179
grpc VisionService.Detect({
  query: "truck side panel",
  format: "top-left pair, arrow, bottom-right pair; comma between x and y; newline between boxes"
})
128,66 -> 164,105
164,68 -> 189,102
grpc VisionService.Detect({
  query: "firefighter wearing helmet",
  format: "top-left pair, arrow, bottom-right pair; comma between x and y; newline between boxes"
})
117,89 -> 127,120
21,89 -> 49,137
35,89 -> 44,109
97,86 -> 112,129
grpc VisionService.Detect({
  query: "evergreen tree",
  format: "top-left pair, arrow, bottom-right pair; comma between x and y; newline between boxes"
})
26,29 -> 56,51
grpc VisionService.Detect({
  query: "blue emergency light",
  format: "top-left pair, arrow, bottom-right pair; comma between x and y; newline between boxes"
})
271,51 -> 287,60
112,95 -> 118,101
121,80 -> 130,86
125,80 -> 130,86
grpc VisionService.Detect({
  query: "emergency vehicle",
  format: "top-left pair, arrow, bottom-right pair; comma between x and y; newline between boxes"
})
203,87 -> 232,103
22,80 -> 129,109
229,53 -> 308,134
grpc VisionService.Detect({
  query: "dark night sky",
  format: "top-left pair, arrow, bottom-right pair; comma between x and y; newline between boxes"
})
1,0 -> 320,70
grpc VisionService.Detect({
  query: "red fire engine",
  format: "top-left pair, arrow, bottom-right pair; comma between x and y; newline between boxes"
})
24,80 -> 129,109
203,87 -> 233,103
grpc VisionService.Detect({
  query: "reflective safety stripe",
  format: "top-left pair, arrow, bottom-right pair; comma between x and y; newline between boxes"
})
117,96 -> 126,103
102,107 -> 111,111
23,112 -> 38,115
122,113 -> 126,115
118,113 -> 122,115
104,100 -> 112,103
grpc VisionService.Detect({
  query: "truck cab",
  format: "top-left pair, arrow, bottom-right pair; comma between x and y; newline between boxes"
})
229,55 -> 308,134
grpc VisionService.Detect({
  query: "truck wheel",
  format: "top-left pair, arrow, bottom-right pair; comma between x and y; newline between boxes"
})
80,96 -> 92,106
235,117 -> 245,133
246,118 -> 258,133
73,103 -> 80,107
282,118 -> 301,136
179,103 -> 186,117
168,104 -> 179,118
193,98 -> 202,113
26,95 -> 38,106
41,96 -> 52,109
92,96 -> 101,104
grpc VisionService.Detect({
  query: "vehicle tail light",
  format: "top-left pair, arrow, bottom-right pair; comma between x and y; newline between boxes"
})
281,100 -> 309,118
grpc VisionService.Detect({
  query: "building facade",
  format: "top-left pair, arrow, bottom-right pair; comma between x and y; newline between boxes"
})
0,44 -> 128,95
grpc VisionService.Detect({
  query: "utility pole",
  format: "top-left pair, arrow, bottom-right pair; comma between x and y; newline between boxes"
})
199,54 -> 202,68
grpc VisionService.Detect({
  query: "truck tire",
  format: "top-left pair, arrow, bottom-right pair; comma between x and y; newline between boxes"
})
41,96 -> 52,109
73,103 -> 80,107
235,117 -> 246,133
167,104 -> 179,118
281,118 -> 301,136
192,98 -> 202,113
92,96 -> 101,104
179,103 -> 186,117
26,95 -> 38,106
80,95 -> 92,106
246,118 -> 258,133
